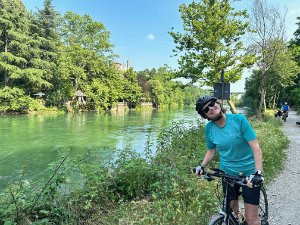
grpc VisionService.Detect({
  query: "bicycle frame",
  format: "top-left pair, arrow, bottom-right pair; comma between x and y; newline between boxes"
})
218,177 -> 241,225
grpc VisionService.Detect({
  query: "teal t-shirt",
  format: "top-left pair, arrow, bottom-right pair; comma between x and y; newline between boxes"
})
205,114 -> 257,176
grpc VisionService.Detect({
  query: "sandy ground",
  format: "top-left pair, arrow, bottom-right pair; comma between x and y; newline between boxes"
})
266,110 -> 300,225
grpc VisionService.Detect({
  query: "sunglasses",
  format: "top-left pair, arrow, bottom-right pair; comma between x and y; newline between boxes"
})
203,101 -> 216,113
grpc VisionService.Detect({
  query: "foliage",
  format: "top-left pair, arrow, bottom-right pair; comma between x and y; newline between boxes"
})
248,0 -> 286,113
137,66 -> 204,109
291,87 -> 300,110
170,0 -> 255,86
121,68 -> 143,106
0,1 -> 207,113
0,87 -> 32,113
243,40 -> 299,110
59,11 -> 113,56
288,17 -> 300,110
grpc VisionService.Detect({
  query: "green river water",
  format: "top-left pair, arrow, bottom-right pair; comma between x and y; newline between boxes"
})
0,107 -> 198,189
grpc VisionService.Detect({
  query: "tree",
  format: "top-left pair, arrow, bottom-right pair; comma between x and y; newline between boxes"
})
289,17 -> 300,64
0,0 -> 31,87
0,0 -> 51,112
170,0 -> 255,113
59,11 -> 113,57
288,16 -> 300,109
121,68 -> 142,107
58,11 -> 118,110
243,69 -> 262,109
244,41 -> 298,109
170,0 -> 255,111
28,0 -> 63,105
269,42 -> 298,107
248,0 -> 286,114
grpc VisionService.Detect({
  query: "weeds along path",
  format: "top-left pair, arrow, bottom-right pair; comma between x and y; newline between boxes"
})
266,110 -> 300,225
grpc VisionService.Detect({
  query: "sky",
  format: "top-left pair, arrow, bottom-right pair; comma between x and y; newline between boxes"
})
21,0 -> 300,92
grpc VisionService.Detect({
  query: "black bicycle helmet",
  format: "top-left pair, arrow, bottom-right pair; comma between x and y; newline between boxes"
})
195,95 -> 217,117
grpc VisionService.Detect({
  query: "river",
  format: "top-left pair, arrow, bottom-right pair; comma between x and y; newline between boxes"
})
0,106 -> 249,189
0,107 -> 199,189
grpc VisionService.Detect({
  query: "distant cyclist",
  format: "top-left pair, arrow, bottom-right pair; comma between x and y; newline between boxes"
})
195,95 -> 264,225
281,102 -> 289,117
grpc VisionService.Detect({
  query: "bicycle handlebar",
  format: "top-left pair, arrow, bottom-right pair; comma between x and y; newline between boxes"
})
192,167 -> 249,187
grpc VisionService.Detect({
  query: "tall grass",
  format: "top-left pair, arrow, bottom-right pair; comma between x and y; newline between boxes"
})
0,116 -> 288,224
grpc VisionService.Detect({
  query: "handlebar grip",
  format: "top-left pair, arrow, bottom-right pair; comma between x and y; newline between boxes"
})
192,167 -> 196,174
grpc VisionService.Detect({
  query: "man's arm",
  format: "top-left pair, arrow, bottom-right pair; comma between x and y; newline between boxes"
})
249,139 -> 263,171
200,148 -> 216,167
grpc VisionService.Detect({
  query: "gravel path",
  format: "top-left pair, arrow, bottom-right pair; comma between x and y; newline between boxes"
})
266,110 -> 300,225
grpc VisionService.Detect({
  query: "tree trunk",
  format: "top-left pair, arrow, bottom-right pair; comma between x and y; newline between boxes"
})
258,87 -> 265,118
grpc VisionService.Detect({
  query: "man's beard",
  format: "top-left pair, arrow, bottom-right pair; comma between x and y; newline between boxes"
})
210,111 -> 223,122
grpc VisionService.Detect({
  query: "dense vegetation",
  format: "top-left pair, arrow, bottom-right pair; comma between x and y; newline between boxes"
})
0,0 -> 204,114
0,116 -> 288,224
1,0 -> 299,113
242,14 -> 300,111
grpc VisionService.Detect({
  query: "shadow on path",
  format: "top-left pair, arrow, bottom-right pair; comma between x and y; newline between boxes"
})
267,110 -> 300,225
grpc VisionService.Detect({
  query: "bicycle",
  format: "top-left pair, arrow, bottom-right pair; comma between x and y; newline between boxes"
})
282,111 -> 288,122
193,168 -> 269,225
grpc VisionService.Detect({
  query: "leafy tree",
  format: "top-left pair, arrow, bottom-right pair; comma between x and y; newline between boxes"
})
244,41 -> 298,110
30,0 -> 62,105
170,0 -> 255,86
137,69 -> 155,101
0,0 -> 31,87
58,11 -> 118,110
121,68 -> 142,106
248,0 -> 286,114
289,17 -> 300,65
145,66 -> 184,108
0,86 -> 33,112
59,11 -> 113,57
289,17 -> 300,109
269,43 -> 298,107
0,0 -> 53,113
243,70 -> 262,109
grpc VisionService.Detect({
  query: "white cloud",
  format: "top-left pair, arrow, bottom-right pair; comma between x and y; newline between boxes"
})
147,34 -> 155,40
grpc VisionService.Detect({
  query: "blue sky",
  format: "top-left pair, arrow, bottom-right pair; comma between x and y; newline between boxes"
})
21,0 -> 300,92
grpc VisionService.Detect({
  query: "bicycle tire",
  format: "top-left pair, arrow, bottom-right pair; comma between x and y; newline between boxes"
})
238,186 -> 269,224
282,113 -> 287,122
259,186 -> 269,225
208,214 -> 238,225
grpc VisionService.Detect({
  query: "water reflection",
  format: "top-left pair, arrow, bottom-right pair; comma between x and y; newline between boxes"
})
0,108 -> 199,189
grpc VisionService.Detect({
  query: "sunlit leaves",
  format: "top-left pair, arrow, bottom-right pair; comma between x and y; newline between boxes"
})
170,0 -> 255,86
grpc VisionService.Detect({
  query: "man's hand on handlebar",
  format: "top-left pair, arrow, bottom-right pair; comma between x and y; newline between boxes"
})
194,165 -> 205,176
247,170 -> 264,188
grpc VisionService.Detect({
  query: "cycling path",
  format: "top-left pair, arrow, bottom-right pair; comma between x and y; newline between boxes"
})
266,110 -> 300,225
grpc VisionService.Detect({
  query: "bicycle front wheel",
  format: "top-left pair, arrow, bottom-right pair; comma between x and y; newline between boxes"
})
259,186 -> 269,225
208,214 -> 238,225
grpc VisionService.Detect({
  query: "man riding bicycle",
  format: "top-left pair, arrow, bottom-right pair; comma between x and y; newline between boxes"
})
195,95 -> 264,225
281,102 -> 289,116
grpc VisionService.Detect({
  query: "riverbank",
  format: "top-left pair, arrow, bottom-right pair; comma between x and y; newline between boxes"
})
267,110 -> 300,224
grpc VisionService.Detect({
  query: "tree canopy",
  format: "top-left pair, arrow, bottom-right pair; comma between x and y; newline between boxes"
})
169,0 -> 255,86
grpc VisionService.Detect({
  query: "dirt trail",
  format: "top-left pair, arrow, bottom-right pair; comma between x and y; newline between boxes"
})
266,110 -> 300,225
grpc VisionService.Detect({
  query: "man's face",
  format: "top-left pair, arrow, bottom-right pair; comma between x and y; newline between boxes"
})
202,100 -> 221,120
